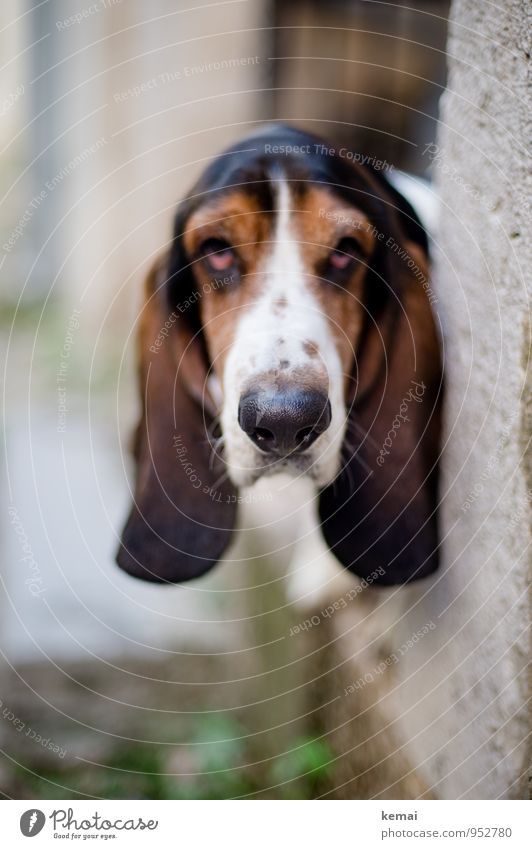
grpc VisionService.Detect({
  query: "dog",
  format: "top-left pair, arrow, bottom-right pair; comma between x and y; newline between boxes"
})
116,124 -> 442,589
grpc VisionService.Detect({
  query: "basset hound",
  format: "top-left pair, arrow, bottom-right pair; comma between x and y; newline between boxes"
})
116,125 -> 443,589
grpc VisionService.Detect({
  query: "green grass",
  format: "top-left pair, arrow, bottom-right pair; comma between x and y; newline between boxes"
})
8,715 -> 335,800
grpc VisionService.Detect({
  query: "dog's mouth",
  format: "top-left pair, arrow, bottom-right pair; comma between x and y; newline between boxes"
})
250,446 -> 318,478
222,432 -> 337,489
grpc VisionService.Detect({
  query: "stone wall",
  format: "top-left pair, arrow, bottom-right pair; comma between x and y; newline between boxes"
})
313,0 -> 531,799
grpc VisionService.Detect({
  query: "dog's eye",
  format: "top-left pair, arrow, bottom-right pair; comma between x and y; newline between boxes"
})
328,237 -> 363,271
199,238 -> 235,272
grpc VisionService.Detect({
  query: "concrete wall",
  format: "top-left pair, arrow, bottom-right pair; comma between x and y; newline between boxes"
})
311,0 -> 531,799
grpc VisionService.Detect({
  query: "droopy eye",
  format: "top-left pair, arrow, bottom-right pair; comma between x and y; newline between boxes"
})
328,237 -> 364,271
199,238 -> 236,272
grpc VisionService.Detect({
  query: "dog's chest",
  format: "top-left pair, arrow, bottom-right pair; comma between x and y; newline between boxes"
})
235,475 -> 351,605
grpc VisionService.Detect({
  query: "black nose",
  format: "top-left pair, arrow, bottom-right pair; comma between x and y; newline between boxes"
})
238,388 -> 331,456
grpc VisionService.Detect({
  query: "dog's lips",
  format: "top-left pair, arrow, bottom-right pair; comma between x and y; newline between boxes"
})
235,447 -> 322,486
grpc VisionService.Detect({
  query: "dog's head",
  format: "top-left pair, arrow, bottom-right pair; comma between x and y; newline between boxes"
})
117,125 -> 442,585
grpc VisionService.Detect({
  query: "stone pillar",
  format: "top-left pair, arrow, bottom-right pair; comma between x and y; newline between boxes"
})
316,0 -> 531,799
382,0 -> 531,799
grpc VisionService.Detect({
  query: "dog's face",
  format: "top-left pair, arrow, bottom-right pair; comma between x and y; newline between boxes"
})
117,125 -> 442,586
184,180 -> 375,488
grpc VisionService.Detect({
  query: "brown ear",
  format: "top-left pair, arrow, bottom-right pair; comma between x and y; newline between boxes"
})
319,188 -> 443,585
116,255 -> 237,583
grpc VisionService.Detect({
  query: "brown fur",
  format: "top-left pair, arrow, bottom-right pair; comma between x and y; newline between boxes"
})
185,184 -> 377,391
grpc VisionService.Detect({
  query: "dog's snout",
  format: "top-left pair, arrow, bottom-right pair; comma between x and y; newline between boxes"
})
238,388 -> 331,456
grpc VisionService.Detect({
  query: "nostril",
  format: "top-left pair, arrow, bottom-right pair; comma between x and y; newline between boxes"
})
293,399 -> 331,452
252,426 -> 275,449
295,426 -> 314,446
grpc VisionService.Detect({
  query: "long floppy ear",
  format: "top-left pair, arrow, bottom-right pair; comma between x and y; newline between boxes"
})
116,251 -> 237,583
319,173 -> 443,585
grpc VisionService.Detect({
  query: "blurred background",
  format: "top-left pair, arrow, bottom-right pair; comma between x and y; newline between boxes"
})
1,0 -> 455,799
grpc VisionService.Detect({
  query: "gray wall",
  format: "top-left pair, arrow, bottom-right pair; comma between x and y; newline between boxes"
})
314,0 -> 531,799
413,0 -> 531,797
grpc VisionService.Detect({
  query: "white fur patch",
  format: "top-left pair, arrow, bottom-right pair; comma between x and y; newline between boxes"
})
221,176 -> 346,487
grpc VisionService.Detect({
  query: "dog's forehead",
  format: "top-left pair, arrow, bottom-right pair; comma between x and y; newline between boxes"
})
184,171 -> 373,253
187,130 -> 376,215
